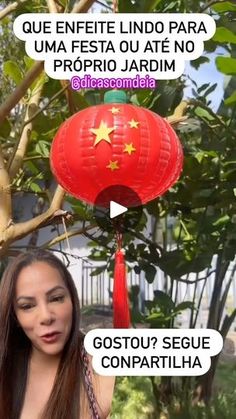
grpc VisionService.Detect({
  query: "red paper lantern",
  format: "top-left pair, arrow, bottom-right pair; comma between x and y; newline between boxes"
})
50,90 -> 183,329
50,91 -> 183,208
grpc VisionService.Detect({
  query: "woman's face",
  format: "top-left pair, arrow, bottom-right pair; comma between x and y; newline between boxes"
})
14,261 -> 73,357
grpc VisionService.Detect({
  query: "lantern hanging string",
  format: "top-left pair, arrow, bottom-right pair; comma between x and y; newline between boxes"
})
112,219 -> 130,328
61,215 -> 72,256
114,227 -> 123,251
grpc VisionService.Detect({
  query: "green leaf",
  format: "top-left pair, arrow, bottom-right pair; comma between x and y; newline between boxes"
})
195,151 -> 207,163
144,300 -> 156,311
174,301 -> 195,313
224,169 -> 236,182
146,199 -> 159,217
163,1 -> 179,12
197,83 -> 210,94
3,61 -> 22,84
131,89 -> 158,108
84,90 -> 102,106
159,250 -> 198,276
212,215 -> 230,227
204,83 -> 217,97
30,182 -> 42,193
194,106 -> 215,121
0,118 -> 11,138
212,1 -> 236,12
192,188 -> 214,199
154,290 -> 175,311
143,0 -> 163,12
142,264 -> 156,283
190,56 -> 210,70
81,306 -> 95,315
194,150 -> 218,163
216,57 -> 236,75
57,0 -> 69,7
145,312 -> 165,321
24,56 -> 34,70
131,310 -> 145,324
213,27 -> 236,44
25,160 -> 40,175
35,141 -> 50,157
72,92 -> 90,110
67,199 -> 91,221
118,0 -> 137,12
89,251 -> 106,262
90,266 -> 106,276
32,112 -> 62,134
31,73 -> 47,94
225,90 -> 236,106
119,0 -> 162,13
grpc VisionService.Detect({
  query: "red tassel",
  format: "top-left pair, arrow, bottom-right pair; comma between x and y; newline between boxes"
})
113,249 -> 130,328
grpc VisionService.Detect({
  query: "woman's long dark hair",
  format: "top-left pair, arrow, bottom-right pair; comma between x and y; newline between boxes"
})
0,249 -> 84,419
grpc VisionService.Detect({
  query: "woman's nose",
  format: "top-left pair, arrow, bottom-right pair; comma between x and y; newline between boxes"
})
38,304 -> 54,325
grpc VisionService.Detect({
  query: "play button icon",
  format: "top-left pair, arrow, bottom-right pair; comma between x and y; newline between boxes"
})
110,201 -> 127,219
93,184 -> 143,233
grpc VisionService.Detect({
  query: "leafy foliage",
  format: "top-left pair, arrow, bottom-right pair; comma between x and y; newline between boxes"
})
112,362 -> 236,418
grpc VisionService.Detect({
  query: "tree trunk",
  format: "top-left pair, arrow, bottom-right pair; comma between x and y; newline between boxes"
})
193,354 -> 219,404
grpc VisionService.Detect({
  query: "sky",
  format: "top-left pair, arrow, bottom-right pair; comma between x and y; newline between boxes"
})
183,48 -> 227,112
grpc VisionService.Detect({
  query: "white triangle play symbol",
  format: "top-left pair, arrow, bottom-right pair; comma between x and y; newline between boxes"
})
110,201 -> 128,219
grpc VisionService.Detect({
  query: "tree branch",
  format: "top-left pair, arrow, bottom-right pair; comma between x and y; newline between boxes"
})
10,245 -> 91,263
0,0 -> 27,20
42,223 -> 97,248
60,80 -> 77,115
0,145 -> 12,230
47,0 -> 59,13
0,185 -> 65,256
96,0 -> 113,11
8,79 -> 44,180
23,82 -> 70,127
189,99 -> 226,127
71,0 -> 96,13
218,263 -> 236,329
221,308 -> 236,339
128,228 -> 163,256
166,101 -> 188,126
0,61 -> 44,125
16,185 -> 65,236
83,230 -> 112,251
200,0 -> 228,13
173,270 -> 216,285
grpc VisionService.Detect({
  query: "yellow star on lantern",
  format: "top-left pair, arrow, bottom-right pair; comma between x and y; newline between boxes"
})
109,107 -> 120,114
90,120 -> 115,146
124,143 -> 136,155
106,160 -> 119,171
128,119 -> 139,128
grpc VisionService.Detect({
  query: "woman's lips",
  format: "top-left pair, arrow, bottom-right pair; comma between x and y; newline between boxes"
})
41,332 -> 61,343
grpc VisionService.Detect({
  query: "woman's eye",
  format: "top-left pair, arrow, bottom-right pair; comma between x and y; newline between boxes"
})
50,295 -> 65,303
20,304 -> 34,310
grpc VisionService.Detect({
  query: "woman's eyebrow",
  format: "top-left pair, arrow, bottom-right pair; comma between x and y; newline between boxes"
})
46,285 -> 66,295
16,286 -> 66,302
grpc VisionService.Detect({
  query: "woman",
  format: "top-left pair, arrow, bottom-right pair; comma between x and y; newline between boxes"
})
0,249 -> 115,419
